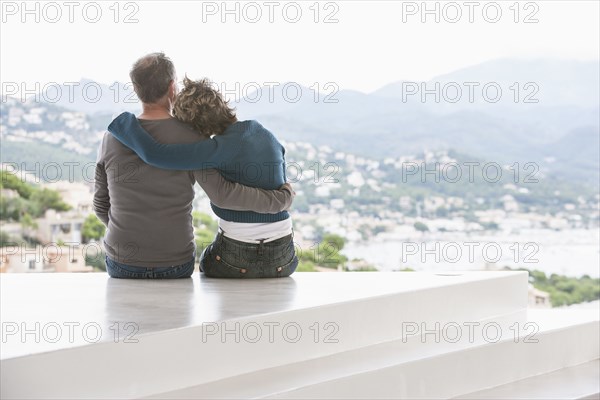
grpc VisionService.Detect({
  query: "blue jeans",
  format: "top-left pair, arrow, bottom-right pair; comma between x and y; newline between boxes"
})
105,256 -> 195,279
200,231 -> 297,279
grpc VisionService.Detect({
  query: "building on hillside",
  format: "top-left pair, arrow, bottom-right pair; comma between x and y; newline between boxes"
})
528,283 -> 551,308
0,188 -> 19,199
42,181 -> 94,214
34,209 -> 84,244
0,245 -> 93,273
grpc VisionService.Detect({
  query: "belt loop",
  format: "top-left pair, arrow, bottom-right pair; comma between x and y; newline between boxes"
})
217,229 -> 224,246
258,239 -> 265,256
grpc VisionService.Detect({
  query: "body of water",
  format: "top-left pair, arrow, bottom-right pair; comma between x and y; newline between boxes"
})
343,228 -> 600,277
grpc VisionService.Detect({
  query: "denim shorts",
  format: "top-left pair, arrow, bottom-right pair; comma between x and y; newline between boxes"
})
105,256 -> 195,279
200,231 -> 297,279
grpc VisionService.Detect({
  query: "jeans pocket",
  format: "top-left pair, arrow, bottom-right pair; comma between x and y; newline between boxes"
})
201,245 -> 248,279
273,255 -> 298,278
214,255 -> 255,278
263,237 -> 295,264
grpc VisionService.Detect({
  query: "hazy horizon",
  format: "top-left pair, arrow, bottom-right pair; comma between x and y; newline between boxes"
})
2,57 -> 599,104
2,1 -> 598,94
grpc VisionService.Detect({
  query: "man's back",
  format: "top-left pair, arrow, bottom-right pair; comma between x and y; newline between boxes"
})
95,118 -> 205,267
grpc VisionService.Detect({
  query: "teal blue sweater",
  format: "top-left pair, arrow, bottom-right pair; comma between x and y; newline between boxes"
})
107,112 -> 289,223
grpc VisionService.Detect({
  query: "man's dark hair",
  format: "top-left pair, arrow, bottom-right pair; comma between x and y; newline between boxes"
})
129,52 -> 176,103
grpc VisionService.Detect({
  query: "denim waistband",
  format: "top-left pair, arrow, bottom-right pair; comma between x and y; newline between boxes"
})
217,229 -> 293,248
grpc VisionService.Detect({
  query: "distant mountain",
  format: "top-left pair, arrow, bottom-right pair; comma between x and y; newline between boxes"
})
542,126 -> 600,183
39,78 -> 140,115
2,58 -> 598,184
232,58 -> 599,184
375,58 -> 599,108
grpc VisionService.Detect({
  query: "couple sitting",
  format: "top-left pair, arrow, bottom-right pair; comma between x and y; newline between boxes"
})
94,52 -> 297,279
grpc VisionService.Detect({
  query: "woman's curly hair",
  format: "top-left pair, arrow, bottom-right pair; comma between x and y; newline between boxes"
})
173,77 -> 237,137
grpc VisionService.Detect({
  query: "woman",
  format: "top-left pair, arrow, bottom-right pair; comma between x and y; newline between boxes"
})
108,77 -> 297,278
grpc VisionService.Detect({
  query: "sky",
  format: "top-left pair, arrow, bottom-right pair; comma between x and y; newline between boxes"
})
1,0 -> 599,94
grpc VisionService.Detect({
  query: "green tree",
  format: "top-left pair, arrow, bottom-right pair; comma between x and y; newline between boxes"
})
29,188 -> 70,216
82,214 -> 106,243
0,231 -> 12,247
296,261 -> 316,272
435,207 -> 449,217
322,233 -> 345,251
347,265 -> 379,272
0,197 -> 26,221
519,267 -> 600,307
481,221 -> 499,231
414,221 -> 429,232
193,211 -> 217,231
192,212 -> 218,253
0,171 -> 33,199
315,233 -> 347,269
20,213 -> 38,238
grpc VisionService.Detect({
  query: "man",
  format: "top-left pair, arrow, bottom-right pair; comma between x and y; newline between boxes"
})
93,53 -> 294,279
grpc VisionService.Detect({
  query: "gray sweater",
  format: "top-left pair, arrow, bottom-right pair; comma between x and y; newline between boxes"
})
94,118 -> 293,267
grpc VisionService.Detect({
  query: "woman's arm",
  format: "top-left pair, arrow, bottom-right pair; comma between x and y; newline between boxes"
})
107,112 -> 237,171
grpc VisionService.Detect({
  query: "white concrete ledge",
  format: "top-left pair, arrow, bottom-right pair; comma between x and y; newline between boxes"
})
0,271 -> 528,360
455,359 -> 600,399
6,270 -> 590,399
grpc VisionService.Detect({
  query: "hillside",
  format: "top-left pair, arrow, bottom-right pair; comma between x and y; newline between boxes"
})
1,58 -> 598,189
